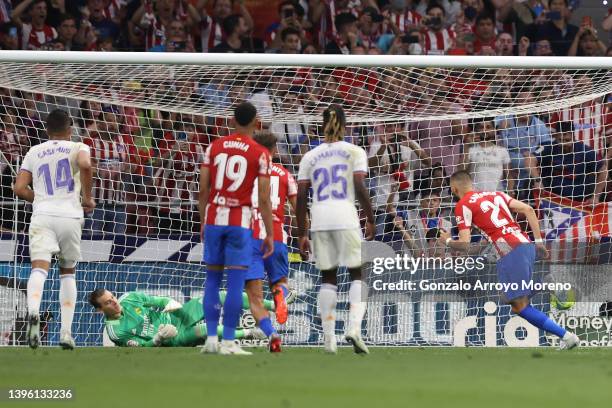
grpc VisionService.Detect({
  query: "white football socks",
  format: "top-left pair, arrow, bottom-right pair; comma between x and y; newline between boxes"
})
59,274 -> 77,335
27,268 -> 48,316
348,280 -> 366,334
319,283 -> 338,339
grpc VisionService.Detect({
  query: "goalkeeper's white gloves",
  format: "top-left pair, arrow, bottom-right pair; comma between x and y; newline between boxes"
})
153,324 -> 178,346
162,299 -> 183,313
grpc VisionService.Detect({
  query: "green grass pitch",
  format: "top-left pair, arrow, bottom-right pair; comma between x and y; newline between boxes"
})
1,347 -> 611,408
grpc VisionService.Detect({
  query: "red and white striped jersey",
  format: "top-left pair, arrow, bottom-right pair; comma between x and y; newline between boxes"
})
424,28 -> 455,54
203,134 -> 271,228
551,99 -> 611,155
383,10 -> 422,34
455,191 -> 530,257
252,162 -> 298,243
21,23 -> 57,50
199,15 -> 223,52
84,133 -> 133,203
154,133 -> 205,214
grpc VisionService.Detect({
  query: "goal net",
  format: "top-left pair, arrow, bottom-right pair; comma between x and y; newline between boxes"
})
0,53 -> 611,347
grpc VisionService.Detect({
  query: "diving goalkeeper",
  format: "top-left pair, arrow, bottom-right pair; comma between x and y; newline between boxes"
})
89,289 -> 274,347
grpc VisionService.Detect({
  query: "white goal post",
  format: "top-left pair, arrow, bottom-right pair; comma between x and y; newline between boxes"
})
0,51 -> 611,347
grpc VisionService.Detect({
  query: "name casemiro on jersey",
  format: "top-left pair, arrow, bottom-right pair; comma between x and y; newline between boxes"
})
372,279 -> 572,292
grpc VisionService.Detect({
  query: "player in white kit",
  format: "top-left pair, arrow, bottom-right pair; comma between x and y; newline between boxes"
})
13,109 -> 95,349
296,105 -> 375,354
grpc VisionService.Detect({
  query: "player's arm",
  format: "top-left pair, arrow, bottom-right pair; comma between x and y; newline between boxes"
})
508,198 -> 543,241
258,175 -> 274,258
440,228 -> 471,253
296,180 -> 311,259
12,170 -> 34,203
77,148 -> 95,212
132,292 -> 182,312
354,172 -> 375,240
198,165 -> 210,226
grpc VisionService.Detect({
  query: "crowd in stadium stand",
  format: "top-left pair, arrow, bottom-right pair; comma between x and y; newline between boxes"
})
0,0 -> 611,56
0,0 -> 611,247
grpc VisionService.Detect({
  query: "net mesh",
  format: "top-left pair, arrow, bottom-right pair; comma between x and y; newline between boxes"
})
0,60 -> 611,347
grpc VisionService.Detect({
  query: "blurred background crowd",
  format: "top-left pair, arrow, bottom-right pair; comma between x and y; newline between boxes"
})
0,0 -> 611,56
0,0 -> 610,258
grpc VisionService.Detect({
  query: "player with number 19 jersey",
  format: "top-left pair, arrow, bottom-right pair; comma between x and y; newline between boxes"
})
454,191 -> 530,258
202,134 -> 271,266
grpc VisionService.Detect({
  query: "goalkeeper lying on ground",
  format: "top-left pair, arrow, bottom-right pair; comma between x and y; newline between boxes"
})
88,289 -> 274,347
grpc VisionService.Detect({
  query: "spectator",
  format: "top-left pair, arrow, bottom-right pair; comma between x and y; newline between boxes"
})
495,85 -> 552,199
385,28 -> 424,55
149,19 -> 195,52
265,0 -> 308,51
532,38 -> 554,56
568,25 -> 608,57
383,0 -> 422,36
0,110 -> 29,231
310,0 -> 361,49
325,11 -> 358,54
12,0 -> 58,50
525,0 -> 578,56
211,13 -> 263,52
357,6 -> 383,49
525,121 -> 606,203
414,0 -> 461,25
276,27 -> 301,53
422,2 -> 455,55
78,99 -> 103,133
404,189 -> 453,256
83,105 -> 129,237
48,13 -> 79,51
131,0 -> 199,51
495,31 -> 514,56
154,122 -> 204,234
0,22 -> 19,49
270,86 -> 309,172
197,0 -> 253,52
83,0 -> 120,47
368,123 -> 430,235
409,74 -> 465,177
472,13 -> 496,54
462,117 -> 514,194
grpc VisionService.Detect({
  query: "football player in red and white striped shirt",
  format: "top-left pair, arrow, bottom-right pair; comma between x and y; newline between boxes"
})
422,3 -> 455,54
440,170 -> 579,349
246,131 -> 299,348
199,102 -> 274,355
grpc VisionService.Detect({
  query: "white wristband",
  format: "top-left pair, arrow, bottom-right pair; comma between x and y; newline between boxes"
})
535,239 -> 544,244
445,237 -> 452,246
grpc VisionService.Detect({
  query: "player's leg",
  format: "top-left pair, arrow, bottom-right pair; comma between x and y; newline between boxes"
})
201,225 -> 225,354
27,215 -> 58,349
501,244 -> 578,349
244,237 -> 281,352
313,231 -> 339,354
267,241 -> 290,325
55,218 -> 83,350
339,229 -> 369,355
217,226 -> 253,355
